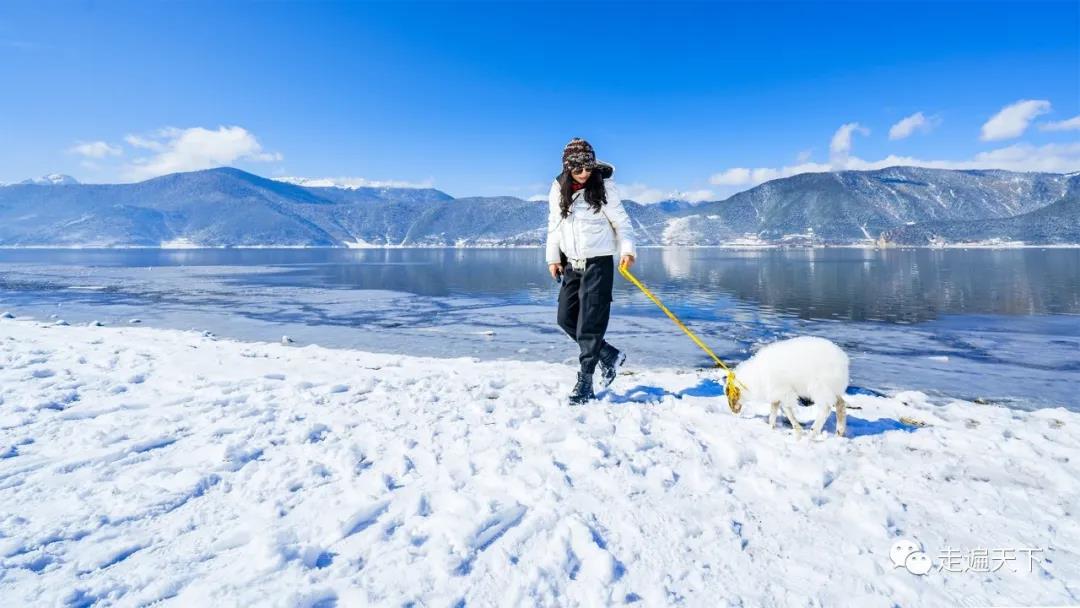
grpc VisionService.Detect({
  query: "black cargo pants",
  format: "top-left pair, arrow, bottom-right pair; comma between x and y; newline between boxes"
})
557,254 -> 614,374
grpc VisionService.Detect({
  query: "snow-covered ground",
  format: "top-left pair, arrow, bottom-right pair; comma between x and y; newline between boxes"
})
2,318 -> 1077,606
1,263 -> 1077,412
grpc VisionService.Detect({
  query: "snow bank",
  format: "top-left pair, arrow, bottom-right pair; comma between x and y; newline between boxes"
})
1,318 -> 1077,606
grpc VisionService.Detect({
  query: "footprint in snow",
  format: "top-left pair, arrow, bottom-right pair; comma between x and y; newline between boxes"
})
307,424 -> 330,443
453,505 -> 528,576
301,548 -> 335,570
342,500 -> 391,538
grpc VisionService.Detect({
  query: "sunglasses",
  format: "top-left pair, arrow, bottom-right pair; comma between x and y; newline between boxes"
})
571,166 -> 594,176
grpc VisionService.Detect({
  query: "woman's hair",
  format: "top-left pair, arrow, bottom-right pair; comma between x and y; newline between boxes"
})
559,170 -> 607,218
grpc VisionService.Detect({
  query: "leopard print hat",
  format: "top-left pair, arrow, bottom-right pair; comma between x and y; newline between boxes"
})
562,138 -> 597,172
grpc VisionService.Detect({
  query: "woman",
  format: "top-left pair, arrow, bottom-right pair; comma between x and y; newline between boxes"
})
545,138 -> 636,404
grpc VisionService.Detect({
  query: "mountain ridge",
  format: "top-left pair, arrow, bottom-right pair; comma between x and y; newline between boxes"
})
0,166 -> 1075,247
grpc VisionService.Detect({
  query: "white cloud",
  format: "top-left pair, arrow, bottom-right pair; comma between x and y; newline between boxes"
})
616,182 -> 715,204
980,99 -> 1051,141
707,125 -> 862,186
273,176 -> 433,189
124,134 -> 166,151
888,112 -> 939,140
673,189 -> 715,203
709,162 -> 833,187
708,119 -> 1080,191
709,168 -> 752,186
123,126 -> 282,180
1039,114 -> 1080,132
612,183 -> 667,204
829,122 -> 869,167
710,148 -> 832,187
844,142 -> 1080,173
709,142 -> 1080,190
527,193 -> 548,202
68,140 -> 122,159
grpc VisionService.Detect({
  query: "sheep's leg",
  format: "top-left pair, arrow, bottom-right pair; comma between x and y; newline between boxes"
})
835,397 -> 847,437
810,397 -> 832,436
769,401 -> 779,429
782,400 -> 804,438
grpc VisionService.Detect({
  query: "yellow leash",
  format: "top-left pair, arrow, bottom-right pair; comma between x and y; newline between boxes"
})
618,263 -> 747,401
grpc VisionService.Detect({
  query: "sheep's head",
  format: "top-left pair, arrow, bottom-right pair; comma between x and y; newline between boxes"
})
724,371 -> 743,414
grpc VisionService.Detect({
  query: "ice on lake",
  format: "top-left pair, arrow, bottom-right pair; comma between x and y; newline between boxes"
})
1,248 -> 1076,411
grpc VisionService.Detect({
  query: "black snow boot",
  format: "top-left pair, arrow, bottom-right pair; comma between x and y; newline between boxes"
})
597,343 -> 626,388
568,371 -> 595,405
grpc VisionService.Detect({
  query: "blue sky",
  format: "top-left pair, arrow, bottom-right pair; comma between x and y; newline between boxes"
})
1,0 -> 1077,200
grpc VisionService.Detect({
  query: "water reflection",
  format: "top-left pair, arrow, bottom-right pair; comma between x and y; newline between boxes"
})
0,247 -> 1076,323
647,248 -> 1079,322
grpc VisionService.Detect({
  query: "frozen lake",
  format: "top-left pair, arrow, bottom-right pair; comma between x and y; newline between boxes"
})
0,247 -> 1077,410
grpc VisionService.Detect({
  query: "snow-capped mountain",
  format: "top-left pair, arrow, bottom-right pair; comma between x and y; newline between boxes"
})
273,176 -> 430,191
0,168 -> 452,247
664,167 -> 1071,244
18,173 -> 80,186
273,176 -> 361,189
0,166 -> 1074,247
881,174 -> 1080,245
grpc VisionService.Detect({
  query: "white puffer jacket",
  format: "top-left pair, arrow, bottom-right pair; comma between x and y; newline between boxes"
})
544,174 -> 636,265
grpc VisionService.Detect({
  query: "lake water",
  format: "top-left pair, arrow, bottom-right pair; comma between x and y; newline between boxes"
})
1,248 -> 1077,410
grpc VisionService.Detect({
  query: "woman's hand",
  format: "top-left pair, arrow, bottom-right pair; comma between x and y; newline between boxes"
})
620,254 -> 635,269
549,263 -> 562,280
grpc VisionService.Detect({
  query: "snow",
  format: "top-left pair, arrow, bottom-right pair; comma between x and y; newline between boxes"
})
1,318 -> 1078,606
342,239 -> 378,249
16,174 -> 79,186
660,217 -> 696,245
158,238 -> 204,250
272,176 -> 428,191
716,236 -> 775,248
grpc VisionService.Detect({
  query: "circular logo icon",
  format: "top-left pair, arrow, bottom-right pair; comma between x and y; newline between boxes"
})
890,538 -> 920,569
890,538 -> 932,575
905,551 -> 932,575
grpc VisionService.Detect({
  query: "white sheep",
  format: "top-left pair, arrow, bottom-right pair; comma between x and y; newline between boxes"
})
725,336 -> 850,438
